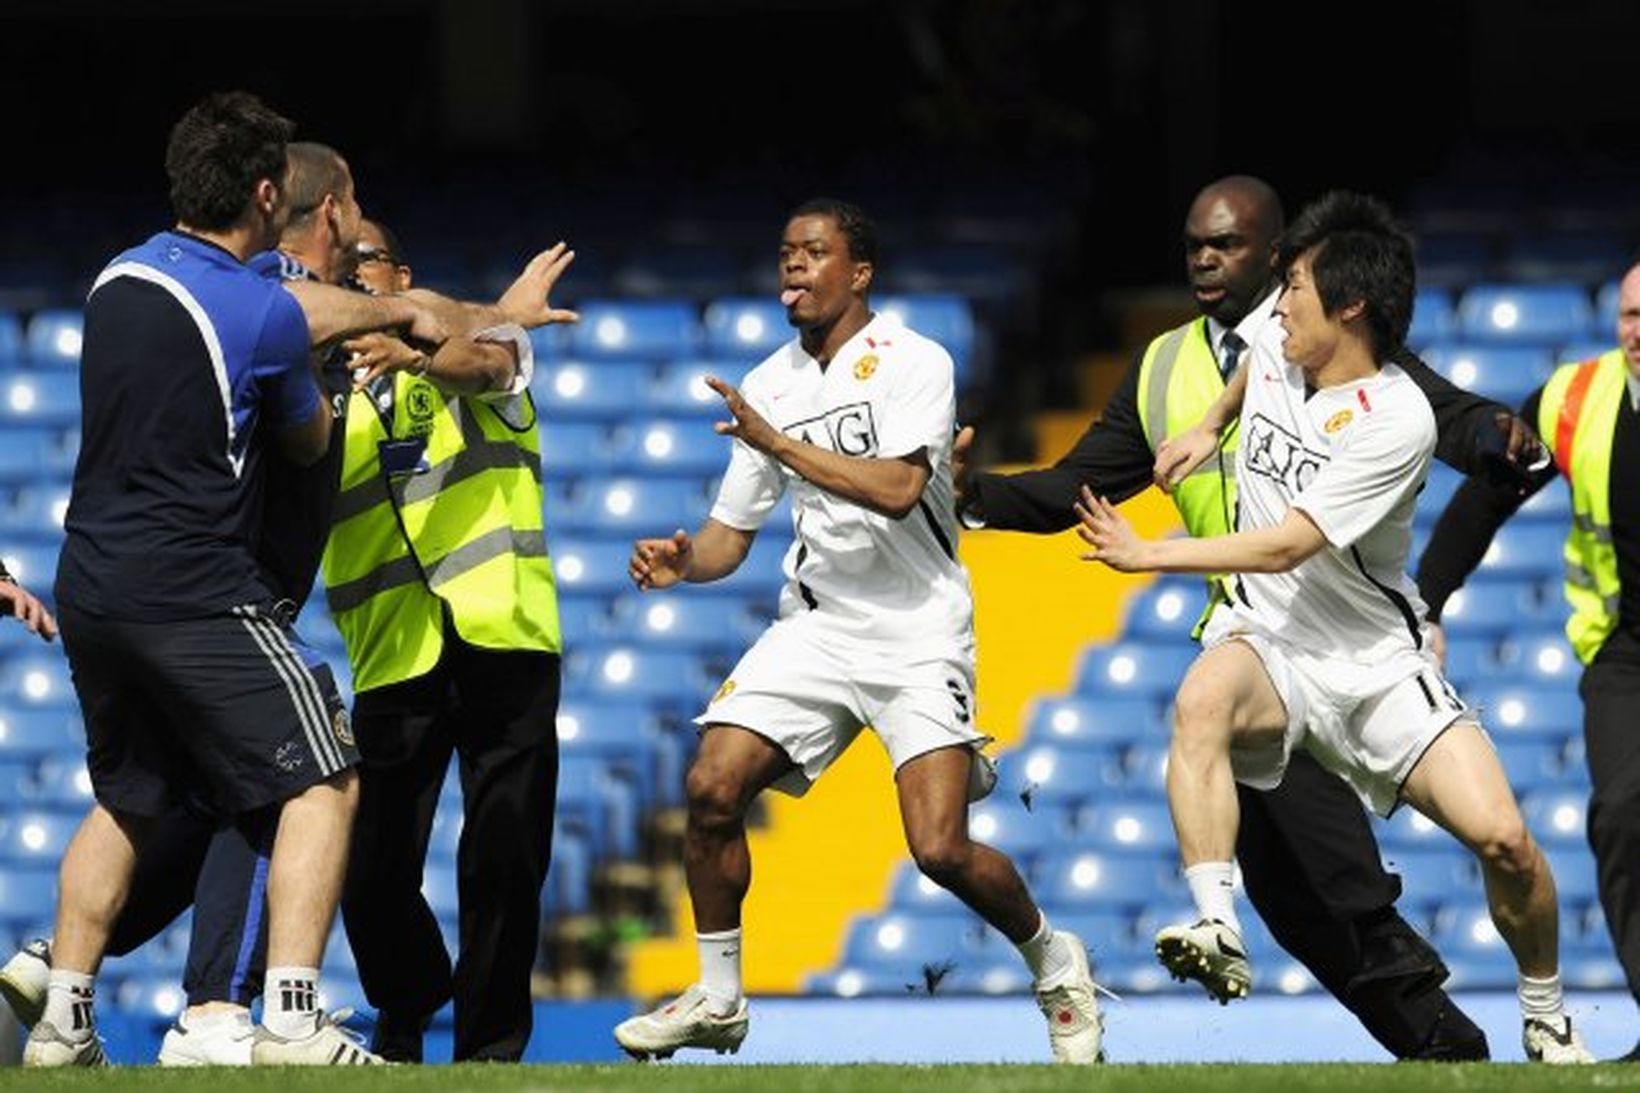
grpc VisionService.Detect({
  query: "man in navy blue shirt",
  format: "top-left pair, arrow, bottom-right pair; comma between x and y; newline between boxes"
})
29,92 -> 387,1068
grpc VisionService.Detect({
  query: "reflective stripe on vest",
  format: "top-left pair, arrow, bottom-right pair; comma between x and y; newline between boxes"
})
1135,317 -> 1240,632
321,376 -> 560,691
1537,350 -> 1624,663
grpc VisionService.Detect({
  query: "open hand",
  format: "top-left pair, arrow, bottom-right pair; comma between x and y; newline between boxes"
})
498,243 -> 581,329
1074,485 -> 1149,571
952,425 -> 975,505
0,581 -> 56,642
344,332 -> 427,389
1154,426 -> 1220,493
631,530 -> 693,590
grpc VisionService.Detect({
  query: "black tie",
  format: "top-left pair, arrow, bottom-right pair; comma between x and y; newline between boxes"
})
1218,331 -> 1245,381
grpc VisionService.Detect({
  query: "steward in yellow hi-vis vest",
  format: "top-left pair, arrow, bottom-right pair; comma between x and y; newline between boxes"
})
332,225 -> 577,1063
1416,262 -> 1640,1026
963,178 -> 1549,1061
322,364 -> 560,693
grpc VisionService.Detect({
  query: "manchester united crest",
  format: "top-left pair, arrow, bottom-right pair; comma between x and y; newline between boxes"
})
853,354 -> 879,381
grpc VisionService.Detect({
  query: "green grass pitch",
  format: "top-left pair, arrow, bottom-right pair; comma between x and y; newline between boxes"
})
1,1064 -> 1635,1092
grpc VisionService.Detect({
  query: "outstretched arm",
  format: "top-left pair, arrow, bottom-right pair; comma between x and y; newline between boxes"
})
1076,487 -> 1325,574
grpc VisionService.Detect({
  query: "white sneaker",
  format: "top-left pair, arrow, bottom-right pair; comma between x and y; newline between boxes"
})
159,1009 -> 255,1066
613,983 -> 749,1060
0,937 -> 50,1028
22,1020 -> 108,1067
1155,918 -> 1251,1004
250,1011 -> 385,1066
1523,1015 -> 1595,1064
1032,931 -> 1104,1064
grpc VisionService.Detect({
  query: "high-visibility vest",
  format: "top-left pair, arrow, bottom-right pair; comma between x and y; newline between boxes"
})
1537,349 -> 1625,664
321,375 -> 561,692
1135,317 -> 1241,625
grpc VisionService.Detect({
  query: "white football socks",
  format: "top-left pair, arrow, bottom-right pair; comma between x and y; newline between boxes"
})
697,928 -> 743,1015
42,970 -> 95,1041
1184,861 -> 1242,936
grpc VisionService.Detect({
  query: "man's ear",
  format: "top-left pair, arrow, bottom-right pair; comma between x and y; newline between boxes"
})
852,260 -> 874,294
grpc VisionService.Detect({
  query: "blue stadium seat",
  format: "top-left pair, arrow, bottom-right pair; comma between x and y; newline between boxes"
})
1117,743 -> 1170,794
0,372 -> 80,428
1456,284 -> 1596,345
568,301 -> 701,361
1477,521 -> 1572,580
1415,462 -> 1463,519
578,476 -> 714,536
556,697 -> 674,805
1372,805 -> 1451,850
556,754 -> 640,858
31,754 -> 92,809
1024,695 -> 1164,748
1542,847 -> 1600,903
607,591 -> 762,653
0,312 -> 23,367
1465,683 -> 1580,743
1036,848 -> 1180,911
1407,288 -> 1457,347
0,709 -> 80,760
0,541 -> 59,596
0,481 -> 71,539
1499,629 -> 1579,688
0,809 -> 80,863
887,862 -> 970,917
0,655 -> 77,709
1037,910 -> 1144,963
1596,279 -> 1621,335
530,359 -> 653,421
0,865 -> 54,927
840,912 -> 985,972
542,827 -> 593,916
0,428 -> 56,486
1518,477 -> 1571,520
421,860 -> 459,921
1521,789 -> 1587,848
646,359 -> 754,416
1002,742 -> 1124,811
1075,800 -> 1177,854
967,795 -> 1059,865
1074,641 -> 1198,699
1430,903 -> 1515,985
561,644 -> 718,709
25,310 -> 83,368
710,532 -> 793,599
1437,577 -> 1557,639
1380,847 -> 1473,907
112,975 -> 190,1020
555,592 -> 612,645
615,418 -> 726,476
1491,741 -> 1564,791
1124,579 -> 1209,643
703,298 -> 791,359
1436,637 -> 1500,687
1418,345 -> 1554,406
538,422 -> 619,476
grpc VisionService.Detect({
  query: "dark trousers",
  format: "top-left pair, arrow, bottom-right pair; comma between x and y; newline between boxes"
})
1238,749 -> 1484,1059
340,632 -> 560,1062
1582,628 -> 1640,1002
107,803 -> 274,1007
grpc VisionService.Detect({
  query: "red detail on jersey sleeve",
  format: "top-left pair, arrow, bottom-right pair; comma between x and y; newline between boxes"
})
1356,387 -> 1372,412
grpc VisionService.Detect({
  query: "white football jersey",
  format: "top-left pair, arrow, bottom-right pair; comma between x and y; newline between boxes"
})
1220,294 -> 1437,672
709,312 -> 972,648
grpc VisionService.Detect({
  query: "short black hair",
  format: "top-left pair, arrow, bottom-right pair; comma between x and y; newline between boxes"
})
1276,191 -> 1415,360
790,197 -> 877,265
165,91 -> 295,230
364,219 -> 408,267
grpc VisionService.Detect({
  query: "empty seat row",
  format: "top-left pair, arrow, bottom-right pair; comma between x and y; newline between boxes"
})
1409,281 -> 1625,346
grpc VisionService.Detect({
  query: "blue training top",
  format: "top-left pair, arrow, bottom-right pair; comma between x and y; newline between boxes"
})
58,230 -> 318,620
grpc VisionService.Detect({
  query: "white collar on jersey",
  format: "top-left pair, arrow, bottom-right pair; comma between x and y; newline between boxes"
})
797,311 -> 896,369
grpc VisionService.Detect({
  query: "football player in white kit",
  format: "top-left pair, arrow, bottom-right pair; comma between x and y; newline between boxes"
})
1077,193 -> 1592,1064
612,199 -> 1103,1064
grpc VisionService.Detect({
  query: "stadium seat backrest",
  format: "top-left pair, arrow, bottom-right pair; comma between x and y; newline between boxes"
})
1024,695 -> 1163,747
1036,848 -> 1180,910
647,359 -> 756,417
1124,579 -> 1209,643
531,359 -> 653,420
568,301 -> 701,361
702,298 -> 792,358
1416,344 -> 1553,406
24,310 -> 83,368
1456,283 -> 1595,345
1407,288 -> 1456,346
1463,683 -> 1580,742
1075,641 -> 1199,699
537,421 -> 619,476
615,418 -> 726,476
0,371 -> 81,428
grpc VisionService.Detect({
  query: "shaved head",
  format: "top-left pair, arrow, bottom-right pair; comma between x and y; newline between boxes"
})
1619,260 -> 1640,375
1182,175 -> 1286,325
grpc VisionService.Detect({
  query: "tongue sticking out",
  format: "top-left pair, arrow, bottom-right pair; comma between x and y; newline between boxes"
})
780,288 -> 804,307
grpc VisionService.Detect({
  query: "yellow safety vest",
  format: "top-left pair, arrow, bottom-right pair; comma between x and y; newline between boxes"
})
321,375 -> 561,693
1537,349 -> 1624,664
1134,317 -> 1241,626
